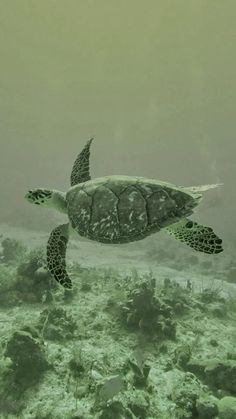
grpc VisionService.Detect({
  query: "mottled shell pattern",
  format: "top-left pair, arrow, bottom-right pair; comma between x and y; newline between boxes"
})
66,175 -> 199,244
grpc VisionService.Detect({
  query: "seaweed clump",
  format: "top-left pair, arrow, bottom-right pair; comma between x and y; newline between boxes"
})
197,287 -> 227,318
39,306 -> 77,340
160,277 -> 193,315
0,263 -> 18,305
121,275 -> 176,339
16,247 -> 56,302
0,246 -> 56,306
0,237 -> 26,264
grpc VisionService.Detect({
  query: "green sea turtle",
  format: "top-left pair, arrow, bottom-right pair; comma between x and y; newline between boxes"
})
25,139 -> 223,289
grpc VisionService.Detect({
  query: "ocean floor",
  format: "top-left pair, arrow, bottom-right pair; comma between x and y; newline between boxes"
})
0,223 -> 236,419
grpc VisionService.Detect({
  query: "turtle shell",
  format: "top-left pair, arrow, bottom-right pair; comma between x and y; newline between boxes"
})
66,176 -> 198,244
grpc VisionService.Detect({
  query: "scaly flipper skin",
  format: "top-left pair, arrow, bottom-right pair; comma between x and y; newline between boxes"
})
46,223 -> 72,289
165,218 -> 223,254
70,138 -> 93,186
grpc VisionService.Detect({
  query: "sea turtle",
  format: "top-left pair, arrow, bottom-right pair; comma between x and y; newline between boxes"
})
25,138 -> 223,289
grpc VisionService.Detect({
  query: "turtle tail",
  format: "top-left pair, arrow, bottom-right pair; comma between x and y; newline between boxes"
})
46,223 -> 72,289
184,183 -> 223,194
181,183 -> 223,207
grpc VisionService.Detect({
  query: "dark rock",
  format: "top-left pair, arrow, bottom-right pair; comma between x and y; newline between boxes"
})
227,353 -> 236,361
186,359 -> 207,378
204,360 -> 236,394
187,359 -> 236,394
4,330 -> 49,391
196,396 -> 219,418
209,339 -> 218,347
217,396 -> 236,419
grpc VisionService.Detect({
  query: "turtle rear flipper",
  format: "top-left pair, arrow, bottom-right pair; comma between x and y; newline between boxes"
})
165,218 -> 223,254
46,223 -> 72,289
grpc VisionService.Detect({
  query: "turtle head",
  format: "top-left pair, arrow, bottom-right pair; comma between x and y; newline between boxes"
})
25,189 -> 53,206
25,188 -> 67,213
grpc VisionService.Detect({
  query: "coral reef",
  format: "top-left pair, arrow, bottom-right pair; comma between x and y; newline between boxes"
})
0,233 -> 236,418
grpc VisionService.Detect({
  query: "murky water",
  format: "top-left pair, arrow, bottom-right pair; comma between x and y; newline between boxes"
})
0,2 -> 235,418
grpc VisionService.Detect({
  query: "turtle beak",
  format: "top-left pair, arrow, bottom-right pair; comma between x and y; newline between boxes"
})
25,190 -> 33,202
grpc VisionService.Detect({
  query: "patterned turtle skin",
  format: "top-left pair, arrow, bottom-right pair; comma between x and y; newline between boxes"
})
67,175 -> 198,244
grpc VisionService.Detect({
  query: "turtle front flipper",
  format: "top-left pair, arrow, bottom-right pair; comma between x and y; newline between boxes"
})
165,218 -> 223,254
46,223 -> 72,289
70,138 -> 93,186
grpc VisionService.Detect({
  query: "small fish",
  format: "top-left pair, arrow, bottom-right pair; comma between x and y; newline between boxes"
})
98,375 -> 124,401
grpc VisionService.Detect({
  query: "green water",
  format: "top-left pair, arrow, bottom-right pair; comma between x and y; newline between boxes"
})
0,2 -> 235,418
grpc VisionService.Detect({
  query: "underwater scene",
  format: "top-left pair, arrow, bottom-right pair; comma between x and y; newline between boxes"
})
0,2 -> 236,419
